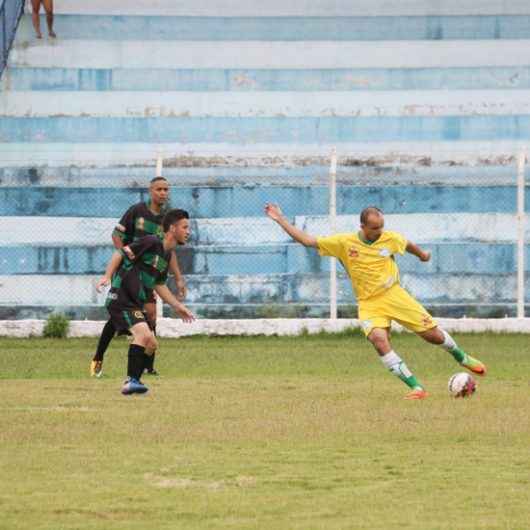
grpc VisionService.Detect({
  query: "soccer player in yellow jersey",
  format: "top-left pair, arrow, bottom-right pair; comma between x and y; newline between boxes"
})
265,203 -> 487,399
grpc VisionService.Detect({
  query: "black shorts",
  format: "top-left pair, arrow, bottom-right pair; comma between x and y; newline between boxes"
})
108,307 -> 148,334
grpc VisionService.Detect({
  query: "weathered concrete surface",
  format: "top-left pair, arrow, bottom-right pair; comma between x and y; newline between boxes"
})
49,0 -> 530,16
0,141 -> 524,167
14,13 -> 530,41
3,317 -> 530,338
0,271 -> 524,307
4,90 -> 530,118
10,40 -> 530,69
0,213 -> 525,247
4,115 -> 530,144
0,164 -> 523,188
5,66 -> 530,92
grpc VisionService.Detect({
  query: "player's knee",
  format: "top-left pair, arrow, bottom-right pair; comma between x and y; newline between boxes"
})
419,326 -> 444,344
132,326 -> 152,347
367,329 -> 390,353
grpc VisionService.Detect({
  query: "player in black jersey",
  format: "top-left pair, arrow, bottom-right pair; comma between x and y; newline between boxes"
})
90,177 -> 187,377
96,209 -> 194,395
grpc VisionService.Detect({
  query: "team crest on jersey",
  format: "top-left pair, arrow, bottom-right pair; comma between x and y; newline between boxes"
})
379,248 -> 391,257
136,217 -> 145,230
133,311 -> 145,319
348,246 -> 359,258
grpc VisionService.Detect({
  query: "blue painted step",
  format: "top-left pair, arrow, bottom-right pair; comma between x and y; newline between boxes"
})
2,116 -> 530,143
0,185 -> 520,217
0,243 -> 525,275
0,164 -> 520,188
6,66 -> 530,92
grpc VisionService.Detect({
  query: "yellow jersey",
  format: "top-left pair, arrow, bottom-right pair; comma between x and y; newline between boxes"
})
317,231 -> 407,301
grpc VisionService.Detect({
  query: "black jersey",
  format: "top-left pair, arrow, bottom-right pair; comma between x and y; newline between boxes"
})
112,200 -> 168,245
106,235 -> 171,311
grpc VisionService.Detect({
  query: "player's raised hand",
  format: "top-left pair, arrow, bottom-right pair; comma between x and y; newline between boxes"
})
265,203 -> 283,222
419,250 -> 431,262
95,276 -> 111,293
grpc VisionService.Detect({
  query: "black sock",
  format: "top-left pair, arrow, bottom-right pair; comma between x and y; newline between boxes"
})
145,324 -> 156,371
143,353 -> 153,372
127,344 -> 146,381
144,352 -> 155,371
93,319 -> 115,361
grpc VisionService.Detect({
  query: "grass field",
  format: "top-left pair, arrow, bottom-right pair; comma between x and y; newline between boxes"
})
1,331 -> 529,530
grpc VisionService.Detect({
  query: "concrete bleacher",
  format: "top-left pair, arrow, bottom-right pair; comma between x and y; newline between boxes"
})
1,0 -> 530,318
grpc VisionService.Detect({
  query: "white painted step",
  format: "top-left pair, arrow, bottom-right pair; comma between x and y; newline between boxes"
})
3,90 -> 530,118
47,0 -> 530,16
10,39 -> 530,69
1,213 -> 521,247
0,141 -> 525,167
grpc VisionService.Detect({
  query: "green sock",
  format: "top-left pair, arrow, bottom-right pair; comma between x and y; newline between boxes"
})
449,346 -> 467,364
381,351 -> 423,390
441,329 -> 467,363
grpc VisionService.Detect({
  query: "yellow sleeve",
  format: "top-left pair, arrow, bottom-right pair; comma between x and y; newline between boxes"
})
317,234 -> 347,259
391,232 -> 407,255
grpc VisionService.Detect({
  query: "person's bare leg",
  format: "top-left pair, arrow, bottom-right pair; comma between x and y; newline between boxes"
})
143,301 -> 158,374
368,327 -> 426,397
31,0 -> 42,38
43,0 -> 56,38
417,326 -> 487,376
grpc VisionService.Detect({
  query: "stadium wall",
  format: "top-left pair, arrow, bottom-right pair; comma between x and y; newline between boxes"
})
2,4 -> 530,319
3,317 -> 530,338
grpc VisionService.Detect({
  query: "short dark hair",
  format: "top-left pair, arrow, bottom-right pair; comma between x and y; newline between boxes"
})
360,206 -> 383,225
150,176 -> 168,185
162,208 -> 189,232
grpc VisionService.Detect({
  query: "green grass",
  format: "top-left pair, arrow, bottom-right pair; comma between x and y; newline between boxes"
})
1,332 -> 529,530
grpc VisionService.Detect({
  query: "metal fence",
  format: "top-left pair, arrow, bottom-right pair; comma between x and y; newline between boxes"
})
0,147 -> 527,320
0,0 -> 24,78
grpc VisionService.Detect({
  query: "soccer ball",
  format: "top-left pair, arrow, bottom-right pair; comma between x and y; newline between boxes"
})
448,372 -> 477,398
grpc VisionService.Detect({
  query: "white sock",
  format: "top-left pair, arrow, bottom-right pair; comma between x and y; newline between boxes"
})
380,350 -> 418,387
440,329 -> 458,352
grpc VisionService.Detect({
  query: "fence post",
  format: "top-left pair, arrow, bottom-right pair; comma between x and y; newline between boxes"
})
329,147 -> 338,320
516,150 -> 526,318
155,150 -> 164,319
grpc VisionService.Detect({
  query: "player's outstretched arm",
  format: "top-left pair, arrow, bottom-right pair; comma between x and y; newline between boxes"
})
406,241 -> 431,262
265,203 -> 318,248
154,284 -> 195,323
169,251 -> 187,300
96,251 -> 123,291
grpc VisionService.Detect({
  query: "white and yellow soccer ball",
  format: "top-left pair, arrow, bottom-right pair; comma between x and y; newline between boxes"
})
448,372 -> 477,398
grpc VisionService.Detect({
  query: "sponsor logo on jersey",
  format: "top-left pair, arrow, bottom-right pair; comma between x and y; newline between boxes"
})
348,246 -> 359,258
379,248 -> 391,257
